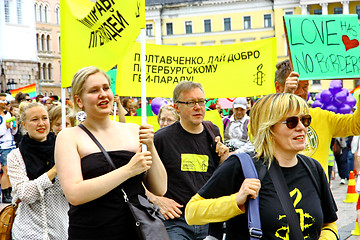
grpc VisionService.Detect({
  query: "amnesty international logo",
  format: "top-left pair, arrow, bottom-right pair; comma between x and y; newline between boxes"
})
299,126 -> 318,157
275,188 -> 315,239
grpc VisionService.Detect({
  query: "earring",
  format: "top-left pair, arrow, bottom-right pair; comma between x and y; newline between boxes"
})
76,111 -> 87,122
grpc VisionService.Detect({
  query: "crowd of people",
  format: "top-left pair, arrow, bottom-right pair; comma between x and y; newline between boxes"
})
1,59 -> 359,239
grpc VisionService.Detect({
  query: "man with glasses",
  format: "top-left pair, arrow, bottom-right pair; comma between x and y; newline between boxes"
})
275,59 -> 360,180
149,81 -> 229,240
0,93 -> 17,203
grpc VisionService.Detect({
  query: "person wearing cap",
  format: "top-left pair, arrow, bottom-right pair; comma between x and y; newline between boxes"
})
223,97 -> 254,154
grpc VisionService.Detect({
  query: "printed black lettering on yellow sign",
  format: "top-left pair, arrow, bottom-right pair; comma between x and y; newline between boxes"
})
284,14 -> 360,80
61,0 -> 144,88
181,154 -> 209,172
116,39 -> 277,98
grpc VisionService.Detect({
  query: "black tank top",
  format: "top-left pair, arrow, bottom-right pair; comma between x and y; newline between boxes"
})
68,150 -> 144,240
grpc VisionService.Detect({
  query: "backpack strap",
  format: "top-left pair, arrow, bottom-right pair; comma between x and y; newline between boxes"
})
297,154 -> 321,198
234,153 -> 263,239
202,121 -> 222,164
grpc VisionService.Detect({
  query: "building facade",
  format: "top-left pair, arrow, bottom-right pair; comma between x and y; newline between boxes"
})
35,0 -> 61,97
0,0 -> 39,94
145,0 -> 360,92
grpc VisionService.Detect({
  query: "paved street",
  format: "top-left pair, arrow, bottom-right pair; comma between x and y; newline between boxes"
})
331,176 -> 359,240
0,176 -> 357,239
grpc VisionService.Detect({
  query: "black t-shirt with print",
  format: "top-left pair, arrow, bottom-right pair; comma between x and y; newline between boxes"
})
154,121 -> 220,208
198,155 -> 338,240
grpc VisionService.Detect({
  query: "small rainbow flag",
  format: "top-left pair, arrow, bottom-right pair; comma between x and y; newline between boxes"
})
10,83 -> 37,98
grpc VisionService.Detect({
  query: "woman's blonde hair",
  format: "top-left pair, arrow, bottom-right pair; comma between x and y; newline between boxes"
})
249,93 -> 309,164
71,66 -> 110,114
19,102 -> 47,122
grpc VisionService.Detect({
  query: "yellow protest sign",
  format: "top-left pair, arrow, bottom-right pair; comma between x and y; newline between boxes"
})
61,0 -> 144,87
116,38 -> 276,98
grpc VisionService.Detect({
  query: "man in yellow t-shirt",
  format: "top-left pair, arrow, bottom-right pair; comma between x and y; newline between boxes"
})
275,59 -> 360,178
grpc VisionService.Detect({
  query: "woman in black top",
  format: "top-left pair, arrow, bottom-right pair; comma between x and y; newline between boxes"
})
186,93 -> 338,240
55,66 -> 167,239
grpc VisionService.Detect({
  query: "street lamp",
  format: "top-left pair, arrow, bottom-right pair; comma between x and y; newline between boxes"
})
10,79 -> 16,90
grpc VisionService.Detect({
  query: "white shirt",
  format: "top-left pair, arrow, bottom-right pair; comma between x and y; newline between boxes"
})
0,112 -> 17,149
7,149 -> 69,240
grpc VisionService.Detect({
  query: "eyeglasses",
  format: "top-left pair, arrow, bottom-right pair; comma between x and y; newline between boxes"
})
280,115 -> 311,129
26,99 -> 32,102
159,118 -> 176,124
176,100 -> 206,107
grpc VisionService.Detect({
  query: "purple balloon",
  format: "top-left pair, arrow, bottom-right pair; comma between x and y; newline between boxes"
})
320,89 -> 332,104
329,80 -> 343,95
333,89 -> 347,105
346,95 -> 357,108
312,100 -> 322,108
315,93 -> 321,101
151,97 -> 168,115
338,104 -> 352,114
343,88 -> 349,96
326,104 -> 337,113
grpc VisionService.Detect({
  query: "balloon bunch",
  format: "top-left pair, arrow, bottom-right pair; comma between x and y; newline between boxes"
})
312,80 -> 356,114
150,97 -> 169,115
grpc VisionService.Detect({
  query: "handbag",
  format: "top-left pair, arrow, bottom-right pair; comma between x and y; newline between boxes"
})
0,199 -> 20,240
78,124 -> 170,240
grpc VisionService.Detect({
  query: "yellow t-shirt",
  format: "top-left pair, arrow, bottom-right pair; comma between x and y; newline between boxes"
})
300,100 -> 360,177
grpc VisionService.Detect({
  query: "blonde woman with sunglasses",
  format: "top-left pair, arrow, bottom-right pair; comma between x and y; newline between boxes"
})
186,93 -> 338,240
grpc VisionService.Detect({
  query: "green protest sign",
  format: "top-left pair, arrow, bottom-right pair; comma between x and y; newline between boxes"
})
106,68 -> 117,94
284,14 -> 360,80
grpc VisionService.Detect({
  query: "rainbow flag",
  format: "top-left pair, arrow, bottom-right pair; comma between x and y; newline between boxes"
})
10,83 -> 37,98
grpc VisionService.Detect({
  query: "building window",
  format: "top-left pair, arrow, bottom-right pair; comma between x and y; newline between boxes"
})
244,16 -> 251,29
204,19 -> 211,33
48,64 -> 52,80
42,63 -> 47,79
264,14 -> 271,28
356,6 -> 360,19
56,6 -> 60,24
59,36 -> 61,52
36,33 -> 40,51
44,5 -> 48,23
34,4 -> 37,22
39,4 -> 42,22
4,0 -> 10,23
46,35 -> 51,52
285,11 -> 293,15
334,7 -> 342,14
166,23 -> 173,35
313,80 -> 321,85
17,0 -> 22,24
146,24 -> 153,36
185,21 -> 192,34
314,9 -> 322,15
224,18 -> 231,31
41,34 -> 46,51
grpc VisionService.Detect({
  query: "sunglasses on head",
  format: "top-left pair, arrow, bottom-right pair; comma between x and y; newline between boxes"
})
280,115 -> 311,129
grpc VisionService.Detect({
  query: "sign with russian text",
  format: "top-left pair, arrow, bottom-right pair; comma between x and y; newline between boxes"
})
116,38 -> 277,98
284,14 -> 360,80
61,0 -> 144,87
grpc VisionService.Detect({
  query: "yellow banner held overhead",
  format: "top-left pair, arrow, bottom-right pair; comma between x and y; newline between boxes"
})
61,0 -> 145,88
116,38 -> 276,98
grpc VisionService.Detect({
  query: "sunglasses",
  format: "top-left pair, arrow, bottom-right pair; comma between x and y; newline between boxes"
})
280,115 -> 311,129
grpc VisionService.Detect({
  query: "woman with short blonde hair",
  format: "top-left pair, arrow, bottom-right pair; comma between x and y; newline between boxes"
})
186,93 -> 338,240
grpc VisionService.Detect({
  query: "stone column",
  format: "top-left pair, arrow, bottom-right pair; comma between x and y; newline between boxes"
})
301,4 -> 308,15
321,2 -> 328,15
342,1 -> 349,14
